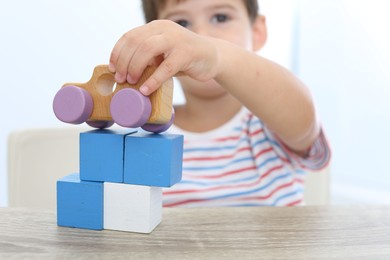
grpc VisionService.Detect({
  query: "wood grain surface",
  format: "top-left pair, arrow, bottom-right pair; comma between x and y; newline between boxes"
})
1,206 -> 390,259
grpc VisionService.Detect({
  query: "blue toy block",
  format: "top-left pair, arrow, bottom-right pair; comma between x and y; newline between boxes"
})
80,129 -> 136,183
123,133 -> 183,187
57,173 -> 103,230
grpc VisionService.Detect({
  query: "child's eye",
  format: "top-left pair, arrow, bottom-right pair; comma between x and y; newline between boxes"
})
175,19 -> 190,28
210,14 -> 230,24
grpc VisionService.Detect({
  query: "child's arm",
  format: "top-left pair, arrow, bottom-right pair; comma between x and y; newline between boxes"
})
109,20 -> 320,154
213,38 -> 320,154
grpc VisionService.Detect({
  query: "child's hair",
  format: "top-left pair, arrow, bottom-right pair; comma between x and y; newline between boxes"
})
141,0 -> 259,24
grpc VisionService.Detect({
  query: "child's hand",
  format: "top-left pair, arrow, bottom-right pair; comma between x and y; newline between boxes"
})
109,20 -> 219,96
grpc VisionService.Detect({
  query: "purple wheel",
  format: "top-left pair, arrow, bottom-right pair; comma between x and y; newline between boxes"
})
110,88 -> 152,128
142,108 -> 175,133
53,86 -> 93,124
86,120 -> 114,129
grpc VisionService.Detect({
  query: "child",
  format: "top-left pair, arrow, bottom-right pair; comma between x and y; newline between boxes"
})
108,0 -> 331,207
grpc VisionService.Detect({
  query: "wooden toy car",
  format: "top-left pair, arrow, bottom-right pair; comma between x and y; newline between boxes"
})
53,65 -> 174,133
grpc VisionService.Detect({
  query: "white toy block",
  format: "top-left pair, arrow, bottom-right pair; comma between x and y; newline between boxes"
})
104,182 -> 162,233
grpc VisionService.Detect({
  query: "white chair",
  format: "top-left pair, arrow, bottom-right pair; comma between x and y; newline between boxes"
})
7,127 -> 86,209
304,166 -> 330,205
7,127 -> 330,209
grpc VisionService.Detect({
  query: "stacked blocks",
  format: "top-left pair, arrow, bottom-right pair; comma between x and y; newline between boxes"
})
57,130 -> 183,233
124,133 -> 183,187
57,173 -> 103,230
104,183 -> 162,233
80,130 -> 136,183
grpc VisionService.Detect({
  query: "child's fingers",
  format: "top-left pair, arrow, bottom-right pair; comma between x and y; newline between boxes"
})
139,53 -> 182,96
109,34 -> 129,73
126,34 -> 172,85
109,25 -> 153,75
111,34 -> 146,83
114,44 -> 137,83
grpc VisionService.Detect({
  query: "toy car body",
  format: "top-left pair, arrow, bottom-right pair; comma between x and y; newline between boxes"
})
53,65 -> 174,133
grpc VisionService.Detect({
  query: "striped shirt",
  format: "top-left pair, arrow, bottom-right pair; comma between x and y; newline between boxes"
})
164,107 -> 331,207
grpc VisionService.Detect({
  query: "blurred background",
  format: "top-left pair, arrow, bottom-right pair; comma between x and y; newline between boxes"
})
1,0 -> 390,206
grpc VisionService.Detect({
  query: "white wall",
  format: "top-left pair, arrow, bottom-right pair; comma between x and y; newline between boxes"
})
297,0 -> 390,204
0,0 -> 296,206
0,0 -> 146,206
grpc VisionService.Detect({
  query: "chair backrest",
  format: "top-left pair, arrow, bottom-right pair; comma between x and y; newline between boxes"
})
7,127 -> 330,209
304,166 -> 330,205
7,127 -> 86,209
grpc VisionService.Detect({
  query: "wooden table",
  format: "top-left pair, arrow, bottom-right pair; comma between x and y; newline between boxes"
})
1,206 -> 390,259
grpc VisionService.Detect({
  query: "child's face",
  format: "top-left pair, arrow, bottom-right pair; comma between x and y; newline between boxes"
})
158,0 -> 265,100
159,0 -> 258,51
